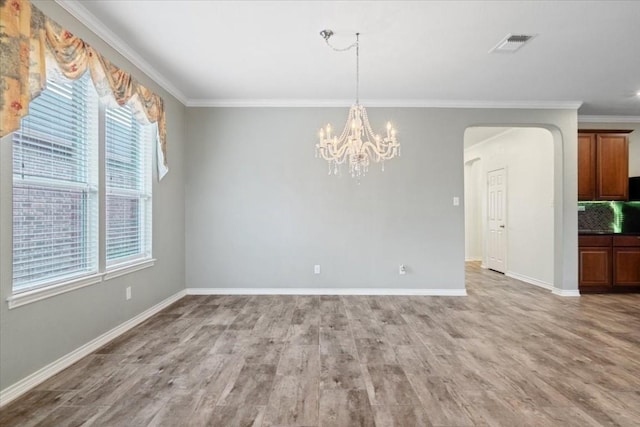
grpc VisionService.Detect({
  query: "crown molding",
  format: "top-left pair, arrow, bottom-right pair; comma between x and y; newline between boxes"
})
578,115 -> 640,123
54,0 -> 188,105
187,99 -> 356,108
186,98 -> 584,109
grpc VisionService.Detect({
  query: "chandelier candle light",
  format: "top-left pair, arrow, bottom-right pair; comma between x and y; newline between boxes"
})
315,30 -> 400,178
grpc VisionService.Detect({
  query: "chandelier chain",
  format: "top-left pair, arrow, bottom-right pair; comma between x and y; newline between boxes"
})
322,37 -> 357,52
356,33 -> 359,104
323,32 -> 360,104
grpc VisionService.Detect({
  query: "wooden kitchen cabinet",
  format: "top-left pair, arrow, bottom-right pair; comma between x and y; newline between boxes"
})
578,130 -> 630,201
613,236 -> 640,287
597,134 -> 629,200
578,133 -> 596,200
578,235 -> 612,290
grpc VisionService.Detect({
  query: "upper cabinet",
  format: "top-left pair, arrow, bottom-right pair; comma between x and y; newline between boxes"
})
578,130 -> 631,201
578,133 -> 597,200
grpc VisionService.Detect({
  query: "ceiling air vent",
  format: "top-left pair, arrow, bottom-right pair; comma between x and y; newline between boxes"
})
489,33 -> 536,53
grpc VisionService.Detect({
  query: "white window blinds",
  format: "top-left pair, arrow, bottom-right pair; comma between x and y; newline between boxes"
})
12,72 -> 99,292
105,105 -> 152,266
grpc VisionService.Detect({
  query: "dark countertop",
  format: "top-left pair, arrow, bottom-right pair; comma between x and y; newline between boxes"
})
579,230 -> 640,236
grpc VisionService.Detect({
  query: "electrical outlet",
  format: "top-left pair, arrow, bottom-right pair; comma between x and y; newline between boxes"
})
399,264 -> 406,275
314,264 -> 321,274
126,286 -> 131,300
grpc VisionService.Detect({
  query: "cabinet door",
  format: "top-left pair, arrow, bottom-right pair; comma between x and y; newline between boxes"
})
597,134 -> 629,200
613,248 -> 640,287
578,133 -> 596,201
579,246 -> 612,288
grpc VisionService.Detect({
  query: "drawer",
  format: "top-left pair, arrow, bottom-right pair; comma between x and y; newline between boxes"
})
579,235 -> 613,247
613,235 -> 640,247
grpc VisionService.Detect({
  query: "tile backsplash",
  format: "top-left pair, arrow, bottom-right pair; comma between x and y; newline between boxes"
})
578,201 -> 640,233
578,202 -> 615,232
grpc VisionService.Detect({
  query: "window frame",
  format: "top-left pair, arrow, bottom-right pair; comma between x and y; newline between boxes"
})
104,103 -> 154,269
6,70 -> 155,309
11,73 -> 100,294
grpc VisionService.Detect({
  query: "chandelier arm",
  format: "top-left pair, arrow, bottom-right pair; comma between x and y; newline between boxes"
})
323,138 -> 351,160
365,132 -> 393,159
364,137 -> 398,161
364,120 -> 398,159
360,141 -> 387,160
377,146 -> 395,160
318,147 -> 348,164
327,149 -> 349,165
378,139 -> 398,157
333,142 -> 352,159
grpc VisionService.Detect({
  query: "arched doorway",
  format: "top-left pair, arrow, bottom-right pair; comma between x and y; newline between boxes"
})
464,127 -> 556,291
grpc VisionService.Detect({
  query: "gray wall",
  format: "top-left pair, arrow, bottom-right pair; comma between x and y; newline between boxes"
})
0,1 -> 185,391
185,107 -> 578,293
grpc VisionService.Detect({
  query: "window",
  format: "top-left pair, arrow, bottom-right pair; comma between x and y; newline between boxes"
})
12,73 -> 99,292
11,71 -> 153,296
105,106 -> 152,267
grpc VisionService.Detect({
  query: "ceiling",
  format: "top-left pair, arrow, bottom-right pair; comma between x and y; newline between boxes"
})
59,0 -> 640,116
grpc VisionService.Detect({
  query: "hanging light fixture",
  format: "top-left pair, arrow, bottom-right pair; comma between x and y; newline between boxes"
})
315,30 -> 400,178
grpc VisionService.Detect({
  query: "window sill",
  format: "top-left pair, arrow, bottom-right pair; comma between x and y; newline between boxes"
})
104,258 -> 155,281
6,259 -> 156,309
7,273 -> 104,309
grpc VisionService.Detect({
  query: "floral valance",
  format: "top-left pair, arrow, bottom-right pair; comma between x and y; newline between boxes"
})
0,0 -> 168,178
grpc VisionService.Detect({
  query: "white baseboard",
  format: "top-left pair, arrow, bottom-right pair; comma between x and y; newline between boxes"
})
552,288 -> 581,297
186,287 -> 467,296
506,271 -> 554,291
0,289 -> 186,408
465,257 -> 482,262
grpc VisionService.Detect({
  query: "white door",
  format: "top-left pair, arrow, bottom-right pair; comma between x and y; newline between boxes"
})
487,168 -> 506,273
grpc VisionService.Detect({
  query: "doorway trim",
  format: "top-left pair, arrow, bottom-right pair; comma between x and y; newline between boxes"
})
463,124 -> 578,296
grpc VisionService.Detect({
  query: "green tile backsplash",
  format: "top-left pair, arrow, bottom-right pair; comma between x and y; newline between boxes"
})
578,201 -> 640,233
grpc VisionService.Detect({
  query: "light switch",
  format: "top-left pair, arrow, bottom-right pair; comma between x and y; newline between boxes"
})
453,197 -> 460,206
314,264 -> 321,274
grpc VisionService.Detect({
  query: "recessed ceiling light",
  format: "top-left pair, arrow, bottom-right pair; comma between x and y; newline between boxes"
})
637,90 -> 640,97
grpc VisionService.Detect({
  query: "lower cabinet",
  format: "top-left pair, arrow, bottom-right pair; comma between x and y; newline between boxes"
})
579,234 -> 640,292
578,236 -> 612,290
613,236 -> 640,287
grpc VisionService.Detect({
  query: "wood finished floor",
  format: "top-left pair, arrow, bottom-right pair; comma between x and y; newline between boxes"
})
2,263 -> 640,426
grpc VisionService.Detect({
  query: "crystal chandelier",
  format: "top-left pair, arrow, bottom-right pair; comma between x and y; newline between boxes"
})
315,30 -> 400,178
